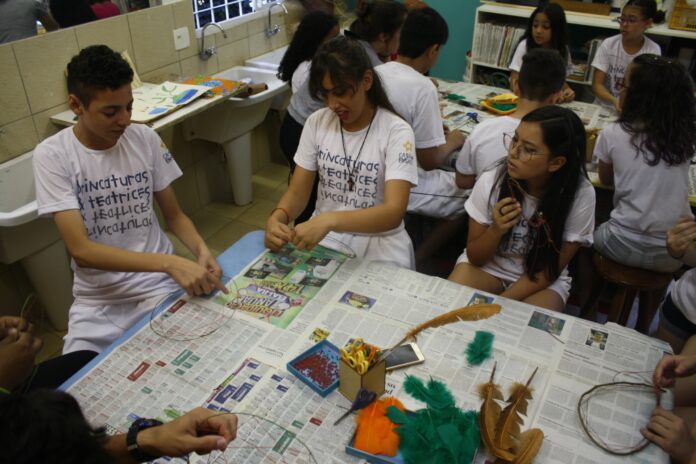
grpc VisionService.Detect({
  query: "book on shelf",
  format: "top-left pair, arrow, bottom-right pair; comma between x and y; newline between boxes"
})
474,21 -> 525,68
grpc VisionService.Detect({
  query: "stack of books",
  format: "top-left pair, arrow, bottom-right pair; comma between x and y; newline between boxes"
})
473,22 -> 526,68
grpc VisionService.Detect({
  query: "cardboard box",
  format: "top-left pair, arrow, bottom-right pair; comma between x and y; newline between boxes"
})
338,358 -> 386,402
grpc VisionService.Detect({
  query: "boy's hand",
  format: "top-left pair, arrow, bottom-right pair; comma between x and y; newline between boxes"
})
491,197 -> 521,235
653,354 -> 696,388
265,216 -> 294,251
167,256 -> 227,296
0,316 -> 32,340
0,330 -> 42,391
292,214 -> 334,250
641,407 -> 695,463
138,407 -> 237,457
667,219 -> 696,259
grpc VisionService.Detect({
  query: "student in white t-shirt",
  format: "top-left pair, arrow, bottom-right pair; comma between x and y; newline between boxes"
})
594,54 -> 695,280
656,221 -> 696,354
375,7 -> 466,219
265,36 -> 418,269
281,2 -> 406,225
33,46 -> 227,353
456,48 -> 566,190
449,107 -> 596,311
508,2 -> 575,103
591,0 -> 663,111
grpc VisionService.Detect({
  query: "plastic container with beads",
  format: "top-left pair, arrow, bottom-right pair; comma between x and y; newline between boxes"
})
669,0 -> 696,31
287,340 -> 340,397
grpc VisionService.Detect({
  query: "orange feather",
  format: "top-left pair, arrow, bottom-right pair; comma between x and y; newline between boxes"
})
354,397 -> 405,457
512,428 -> 544,464
478,363 -> 515,461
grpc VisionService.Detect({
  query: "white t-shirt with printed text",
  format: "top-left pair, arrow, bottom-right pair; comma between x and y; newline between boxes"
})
34,124 -> 182,306
294,107 -> 418,268
458,168 -> 595,298
591,34 -> 661,105
456,116 -> 519,177
594,122 -> 692,245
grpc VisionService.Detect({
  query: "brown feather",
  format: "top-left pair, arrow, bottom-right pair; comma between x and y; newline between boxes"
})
493,367 -> 538,452
399,304 -> 501,347
478,363 -> 515,461
512,428 -> 544,464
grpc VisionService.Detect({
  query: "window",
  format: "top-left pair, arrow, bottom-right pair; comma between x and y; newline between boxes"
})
192,0 -> 274,29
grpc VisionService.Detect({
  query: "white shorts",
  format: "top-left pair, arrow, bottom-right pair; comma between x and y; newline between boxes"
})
63,292 -> 174,354
407,168 -> 469,219
455,251 -> 572,303
320,228 -> 415,270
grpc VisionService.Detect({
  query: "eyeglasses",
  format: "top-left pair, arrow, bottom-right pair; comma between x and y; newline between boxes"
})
502,132 -> 547,161
615,15 -> 645,25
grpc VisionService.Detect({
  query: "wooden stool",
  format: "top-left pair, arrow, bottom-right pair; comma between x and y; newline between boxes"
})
581,252 -> 672,334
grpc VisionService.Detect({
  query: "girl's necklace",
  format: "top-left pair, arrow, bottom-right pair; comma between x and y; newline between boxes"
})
340,108 -> 377,192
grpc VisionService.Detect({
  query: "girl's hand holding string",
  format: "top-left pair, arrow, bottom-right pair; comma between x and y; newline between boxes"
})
265,210 -> 295,251
653,353 -> 696,389
292,213 -> 335,250
491,197 -> 521,235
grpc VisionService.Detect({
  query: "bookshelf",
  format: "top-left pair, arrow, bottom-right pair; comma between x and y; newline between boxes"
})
468,1 -> 696,95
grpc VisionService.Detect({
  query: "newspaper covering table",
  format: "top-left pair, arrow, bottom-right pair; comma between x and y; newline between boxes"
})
436,80 -> 617,134
66,249 -> 672,464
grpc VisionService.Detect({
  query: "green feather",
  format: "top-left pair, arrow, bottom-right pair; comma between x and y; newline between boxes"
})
392,376 -> 481,464
465,330 -> 494,365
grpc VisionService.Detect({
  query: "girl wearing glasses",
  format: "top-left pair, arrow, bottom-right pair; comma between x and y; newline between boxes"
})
449,107 -> 596,311
266,36 -> 418,269
591,0 -> 664,112
509,2 -> 575,102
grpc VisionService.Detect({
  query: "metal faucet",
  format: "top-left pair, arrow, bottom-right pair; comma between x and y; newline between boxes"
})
200,22 -> 227,60
265,1 -> 288,38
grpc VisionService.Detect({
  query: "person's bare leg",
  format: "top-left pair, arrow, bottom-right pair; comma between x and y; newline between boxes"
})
655,321 -> 688,354
448,262 -> 504,294
523,289 -> 565,312
675,336 -> 696,409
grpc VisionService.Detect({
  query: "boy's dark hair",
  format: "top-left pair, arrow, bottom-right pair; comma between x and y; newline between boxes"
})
523,2 -> 569,60
620,54 -> 696,166
625,0 -> 666,23
309,36 -> 397,116
349,0 -> 407,42
398,7 -> 448,59
0,390 -> 115,464
518,48 -> 565,101
493,106 -> 587,282
67,45 -> 134,107
277,11 -> 338,82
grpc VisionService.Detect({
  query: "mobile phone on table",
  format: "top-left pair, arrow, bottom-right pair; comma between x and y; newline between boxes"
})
384,342 -> 425,371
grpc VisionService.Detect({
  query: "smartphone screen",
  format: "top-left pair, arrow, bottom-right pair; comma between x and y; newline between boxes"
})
384,343 -> 424,371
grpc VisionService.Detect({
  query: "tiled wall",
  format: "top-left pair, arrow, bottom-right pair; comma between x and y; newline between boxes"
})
0,0 -> 303,318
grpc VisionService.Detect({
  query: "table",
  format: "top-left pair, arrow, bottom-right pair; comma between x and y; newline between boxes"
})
63,231 -> 672,464
436,80 -> 616,135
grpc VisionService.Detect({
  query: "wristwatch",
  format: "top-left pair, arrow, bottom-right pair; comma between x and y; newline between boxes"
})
126,418 -> 163,462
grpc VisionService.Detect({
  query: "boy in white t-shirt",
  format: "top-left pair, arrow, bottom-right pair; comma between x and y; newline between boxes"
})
455,48 -> 566,190
33,45 -> 227,354
375,7 -> 466,219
